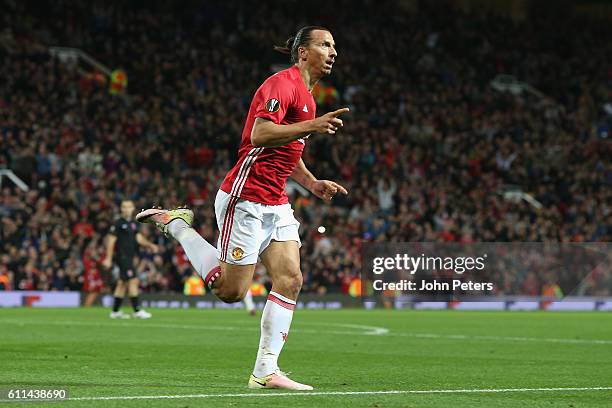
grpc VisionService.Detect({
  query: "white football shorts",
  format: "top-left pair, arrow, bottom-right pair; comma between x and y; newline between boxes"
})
214,190 -> 301,265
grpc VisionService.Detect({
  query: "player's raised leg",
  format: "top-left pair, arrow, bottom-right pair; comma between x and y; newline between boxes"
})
248,240 -> 312,391
135,206 -> 254,303
135,207 -> 220,280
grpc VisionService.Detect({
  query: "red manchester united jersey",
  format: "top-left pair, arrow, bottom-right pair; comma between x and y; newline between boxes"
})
220,65 -> 316,205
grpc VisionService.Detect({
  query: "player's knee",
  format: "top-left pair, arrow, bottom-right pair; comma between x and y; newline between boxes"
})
213,286 -> 245,303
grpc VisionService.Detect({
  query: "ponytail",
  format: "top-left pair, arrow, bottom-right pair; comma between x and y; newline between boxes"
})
273,36 -> 295,57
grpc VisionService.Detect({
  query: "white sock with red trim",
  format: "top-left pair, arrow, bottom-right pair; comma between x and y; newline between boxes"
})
253,291 -> 295,377
168,220 -> 218,278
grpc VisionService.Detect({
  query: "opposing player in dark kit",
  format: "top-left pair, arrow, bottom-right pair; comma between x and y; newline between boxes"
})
104,200 -> 158,319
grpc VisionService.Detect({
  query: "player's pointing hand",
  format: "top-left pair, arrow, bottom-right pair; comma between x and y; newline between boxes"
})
313,107 -> 350,134
311,180 -> 349,202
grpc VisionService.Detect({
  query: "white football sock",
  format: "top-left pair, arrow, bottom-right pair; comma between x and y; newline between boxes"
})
253,291 -> 295,377
244,288 -> 255,312
168,219 -> 218,277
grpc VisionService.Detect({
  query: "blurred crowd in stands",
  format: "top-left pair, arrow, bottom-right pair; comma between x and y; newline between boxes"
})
1,0 -> 610,296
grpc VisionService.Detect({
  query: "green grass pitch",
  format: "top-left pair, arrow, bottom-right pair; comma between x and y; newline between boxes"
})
1,308 -> 611,407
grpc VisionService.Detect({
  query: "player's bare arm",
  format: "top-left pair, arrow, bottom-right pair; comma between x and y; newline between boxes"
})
102,234 -> 117,269
251,107 -> 349,148
136,233 -> 159,252
291,158 -> 348,202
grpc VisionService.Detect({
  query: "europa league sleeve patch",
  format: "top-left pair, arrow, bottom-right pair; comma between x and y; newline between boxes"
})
265,98 -> 280,113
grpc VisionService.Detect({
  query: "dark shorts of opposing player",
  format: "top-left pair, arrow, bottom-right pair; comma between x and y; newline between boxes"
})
116,258 -> 137,281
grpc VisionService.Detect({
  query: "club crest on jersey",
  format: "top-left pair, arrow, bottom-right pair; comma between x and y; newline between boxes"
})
232,247 -> 245,260
265,98 -> 280,113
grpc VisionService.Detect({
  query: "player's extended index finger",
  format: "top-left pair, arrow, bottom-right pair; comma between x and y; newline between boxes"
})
334,182 -> 348,195
330,107 -> 350,117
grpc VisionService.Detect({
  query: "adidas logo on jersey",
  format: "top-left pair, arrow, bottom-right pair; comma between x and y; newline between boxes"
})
303,104 -> 308,113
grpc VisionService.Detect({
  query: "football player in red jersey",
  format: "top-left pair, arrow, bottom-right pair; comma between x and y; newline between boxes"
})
137,26 -> 348,390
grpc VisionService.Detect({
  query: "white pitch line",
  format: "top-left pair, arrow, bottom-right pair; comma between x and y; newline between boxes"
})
51,386 -> 612,401
2,319 -> 610,344
317,323 -> 389,335
0,319 -> 388,336
394,332 -> 612,345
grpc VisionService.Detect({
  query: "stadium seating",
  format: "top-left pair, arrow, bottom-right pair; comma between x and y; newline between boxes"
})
1,1 -> 610,294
